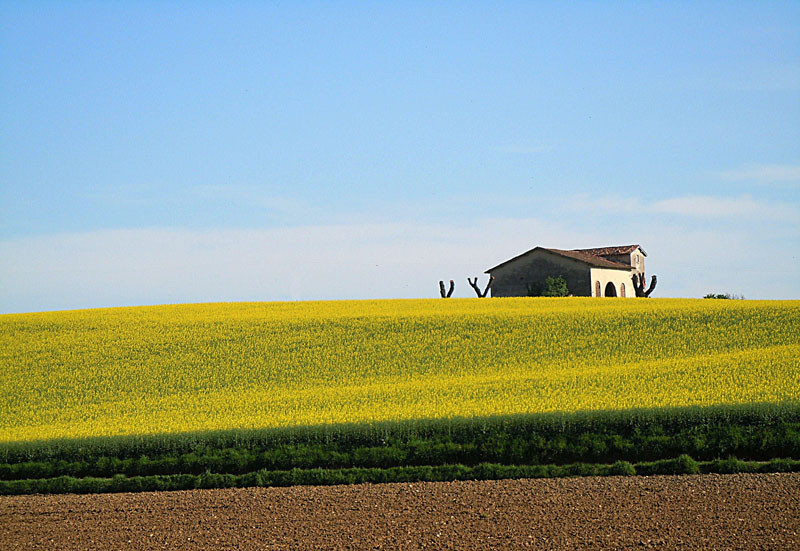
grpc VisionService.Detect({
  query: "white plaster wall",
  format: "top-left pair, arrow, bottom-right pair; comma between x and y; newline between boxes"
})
630,247 -> 646,275
590,267 -> 636,298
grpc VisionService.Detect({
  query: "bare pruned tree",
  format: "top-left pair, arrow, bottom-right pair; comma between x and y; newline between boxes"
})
439,280 -> 455,298
632,273 -> 657,297
467,276 -> 494,298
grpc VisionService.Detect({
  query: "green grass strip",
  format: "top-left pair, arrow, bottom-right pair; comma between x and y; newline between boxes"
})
2,456 -> 799,496
3,401 -> 798,464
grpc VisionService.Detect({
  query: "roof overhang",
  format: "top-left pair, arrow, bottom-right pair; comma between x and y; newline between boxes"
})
486,246 -> 634,273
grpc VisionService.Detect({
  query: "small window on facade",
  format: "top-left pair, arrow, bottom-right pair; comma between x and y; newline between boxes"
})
634,255 -> 639,266
621,283 -> 626,297
595,281 -> 601,297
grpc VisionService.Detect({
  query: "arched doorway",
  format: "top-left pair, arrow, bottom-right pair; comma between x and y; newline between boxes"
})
620,283 -> 626,297
604,282 -> 617,297
595,281 -> 601,297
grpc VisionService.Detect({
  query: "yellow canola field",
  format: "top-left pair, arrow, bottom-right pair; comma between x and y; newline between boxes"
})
1,298 -> 798,443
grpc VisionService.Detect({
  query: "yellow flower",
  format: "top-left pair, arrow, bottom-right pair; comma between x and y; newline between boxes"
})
1,298 -> 798,443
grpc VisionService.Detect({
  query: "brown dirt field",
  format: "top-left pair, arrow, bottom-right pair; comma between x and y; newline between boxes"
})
1,473 -> 798,550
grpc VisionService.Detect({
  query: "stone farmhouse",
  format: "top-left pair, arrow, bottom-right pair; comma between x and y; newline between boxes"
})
485,244 -> 647,298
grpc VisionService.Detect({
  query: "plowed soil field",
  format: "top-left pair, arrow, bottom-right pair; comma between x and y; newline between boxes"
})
2,473 -> 798,550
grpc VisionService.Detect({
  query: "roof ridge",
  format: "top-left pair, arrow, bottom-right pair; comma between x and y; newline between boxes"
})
547,248 -> 631,268
572,244 -> 646,257
485,246 -> 634,273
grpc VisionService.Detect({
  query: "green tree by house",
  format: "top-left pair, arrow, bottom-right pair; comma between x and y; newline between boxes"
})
542,276 -> 569,297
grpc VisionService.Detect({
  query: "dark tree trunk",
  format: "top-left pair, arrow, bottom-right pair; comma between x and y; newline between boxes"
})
439,280 -> 455,298
468,276 -> 494,298
644,274 -> 657,297
632,273 -> 644,297
632,273 -> 657,298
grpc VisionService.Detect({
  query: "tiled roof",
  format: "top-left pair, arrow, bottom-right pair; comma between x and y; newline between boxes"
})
546,248 -> 634,269
485,246 -> 634,273
573,244 -> 646,257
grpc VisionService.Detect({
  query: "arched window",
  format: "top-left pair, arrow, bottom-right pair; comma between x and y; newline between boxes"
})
620,283 -> 626,297
595,281 -> 601,297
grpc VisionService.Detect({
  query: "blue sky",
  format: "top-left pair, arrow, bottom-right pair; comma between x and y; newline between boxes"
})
1,2 -> 799,312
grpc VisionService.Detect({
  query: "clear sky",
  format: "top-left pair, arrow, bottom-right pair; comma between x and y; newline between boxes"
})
1,1 -> 799,313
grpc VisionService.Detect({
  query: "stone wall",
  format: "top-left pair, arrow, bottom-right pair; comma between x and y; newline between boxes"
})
489,250 -> 593,297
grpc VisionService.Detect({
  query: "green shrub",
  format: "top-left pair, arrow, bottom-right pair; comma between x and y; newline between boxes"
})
703,457 -> 755,474
603,460 -> 636,476
761,458 -> 800,473
542,276 -> 569,297
636,455 -> 700,475
670,454 -> 700,474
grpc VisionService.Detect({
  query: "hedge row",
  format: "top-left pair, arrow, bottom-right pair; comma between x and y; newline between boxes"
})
5,402 -> 797,465
3,456 -> 799,496
3,420 -> 798,481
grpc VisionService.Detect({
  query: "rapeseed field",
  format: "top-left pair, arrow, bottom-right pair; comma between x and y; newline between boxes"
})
1,298 -> 798,443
